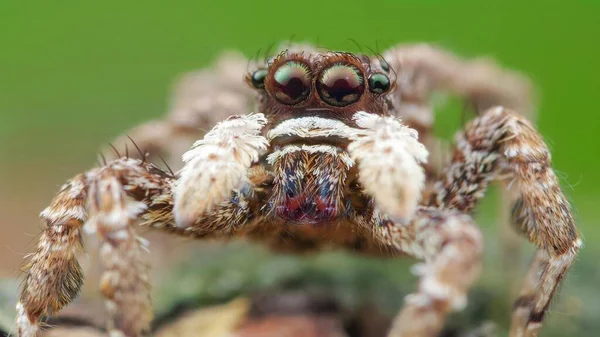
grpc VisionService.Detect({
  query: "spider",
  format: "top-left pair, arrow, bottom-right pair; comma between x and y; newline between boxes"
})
16,43 -> 580,337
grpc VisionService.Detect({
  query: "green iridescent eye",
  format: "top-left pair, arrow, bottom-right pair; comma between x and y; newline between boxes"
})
272,61 -> 312,105
250,69 -> 268,89
368,73 -> 391,94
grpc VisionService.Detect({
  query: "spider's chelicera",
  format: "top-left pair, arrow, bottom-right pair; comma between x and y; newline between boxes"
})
16,45 -> 581,337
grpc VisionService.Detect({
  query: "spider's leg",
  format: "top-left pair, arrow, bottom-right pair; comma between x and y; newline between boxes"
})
17,156 -> 265,337
349,111 -> 482,337
17,174 -> 88,337
16,160 -> 157,337
382,44 -> 536,280
18,113 -> 269,337
428,106 -> 581,337
371,207 -> 483,337
86,162 -> 154,337
17,159 -> 165,337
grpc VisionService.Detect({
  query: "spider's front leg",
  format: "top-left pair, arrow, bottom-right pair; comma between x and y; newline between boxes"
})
17,113 -> 269,337
17,159 -> 168,337
428,107 -> 581,337
380,208 -> 483,337
349,112 -> 483,337
382,44 -> 537,281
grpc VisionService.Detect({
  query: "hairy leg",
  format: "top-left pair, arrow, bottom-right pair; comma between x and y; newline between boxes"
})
348,110 -> 481,336
372,207 -> 483,337
382,43 -> 536,280
85,164 -> 153,337
17,156 -> 265,337
98,60 -> 260,298
18,113 -> 269,337
428,106 -> 580,336
17,174 -> 89,337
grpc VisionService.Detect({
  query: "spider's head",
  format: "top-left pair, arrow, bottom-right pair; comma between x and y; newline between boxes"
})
243,50 -> 403,226
245,50 -> 395,118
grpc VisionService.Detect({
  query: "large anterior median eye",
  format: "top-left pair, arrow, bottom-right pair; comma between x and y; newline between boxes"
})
272,61 -> 312,105
317,63 -> 364,107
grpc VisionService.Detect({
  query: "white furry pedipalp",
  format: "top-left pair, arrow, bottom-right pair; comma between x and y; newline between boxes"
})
348,111 -> 429,223
174,113 -> 269,228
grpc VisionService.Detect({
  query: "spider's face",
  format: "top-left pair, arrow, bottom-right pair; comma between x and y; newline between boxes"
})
246,50 -> 394,118
244,51 -> 396,225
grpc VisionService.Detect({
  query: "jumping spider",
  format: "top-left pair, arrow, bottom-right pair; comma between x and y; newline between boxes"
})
17,43 -> 580,337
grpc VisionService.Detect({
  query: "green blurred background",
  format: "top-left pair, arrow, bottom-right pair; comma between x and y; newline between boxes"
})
1,0 -> 599,336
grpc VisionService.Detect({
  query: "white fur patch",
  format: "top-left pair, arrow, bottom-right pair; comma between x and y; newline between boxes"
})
86,176 -> 147,234
174,113 -> 269,228
267,116 -> 362,140
15,301 -> 39,337
40,206 -> 87,223
348,111 -> 429,223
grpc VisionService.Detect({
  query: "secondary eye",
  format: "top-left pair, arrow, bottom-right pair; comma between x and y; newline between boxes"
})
250,69 -> 268,89
368,73 -> 391,94
317,64 -> 364,107
379,58 -> 390,73
272,61 -> 312,105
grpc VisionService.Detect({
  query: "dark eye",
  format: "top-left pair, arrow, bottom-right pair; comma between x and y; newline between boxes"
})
317,64 -> 364,107
250,69 -> 268,89
272,61 -> 312,105
368,73 -> 391,94
379,58 -> 390,73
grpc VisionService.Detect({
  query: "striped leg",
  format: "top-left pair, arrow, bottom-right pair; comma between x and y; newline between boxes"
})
17,174 -> 89,337
18,112 -> 268,336
17,160 -> 162,337
16,159 -> 176,337
382,43 -> 537,293
17,156 -> 265,336
428,106 -> 580,336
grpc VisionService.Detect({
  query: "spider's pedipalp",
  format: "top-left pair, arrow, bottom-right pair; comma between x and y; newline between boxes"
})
349,111 -> 429,223
428,106 -> 580,336
173,113 -> 269,228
